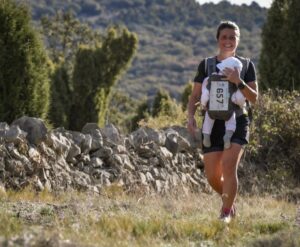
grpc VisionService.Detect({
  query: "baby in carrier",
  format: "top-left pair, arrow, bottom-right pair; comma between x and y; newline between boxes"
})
201,56 -> 246,149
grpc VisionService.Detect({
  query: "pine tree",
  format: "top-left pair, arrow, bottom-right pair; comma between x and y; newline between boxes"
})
285,0 -> 300,90
130,99 -> 150,131
0,0 -> 51,122
152,88 -> 175,117
41,10 -> 100,65
48,63 -> 72,127
259,0 -> 292,90
181,81 -> 193,111
70,27 -> 138,130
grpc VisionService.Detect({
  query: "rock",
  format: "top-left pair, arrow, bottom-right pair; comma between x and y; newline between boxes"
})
101,124 -> 122,144
91,146 -> 113,158
66,141 -> 81,163
3,125 -> 27,144
0,118 -> 207,194
82,123 -> 104,151
11,116 -> 47,145
88,157 -> 103,168
139,172 -> 148,185
5,159 -> 25,177
165,128 -> 179,154
69,131 -> 92,154
0,122 -> 9,140
45,132 -> 71,158
28,147 -> 41,163
155,180 -> 163,193
159,146 -> 173,160
130,127 -> 166,148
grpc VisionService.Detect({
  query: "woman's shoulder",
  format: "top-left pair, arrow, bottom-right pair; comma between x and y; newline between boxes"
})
235,55 -> 251,62
235,55 -> 256,69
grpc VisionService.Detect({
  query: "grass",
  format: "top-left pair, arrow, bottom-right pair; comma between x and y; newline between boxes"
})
0,187 -> 299,246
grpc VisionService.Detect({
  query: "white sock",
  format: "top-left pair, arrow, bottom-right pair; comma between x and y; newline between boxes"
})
203,133 -> 211,147
223,130 -> 234,149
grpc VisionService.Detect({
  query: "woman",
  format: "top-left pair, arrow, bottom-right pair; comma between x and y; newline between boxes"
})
187,21 -> 258,223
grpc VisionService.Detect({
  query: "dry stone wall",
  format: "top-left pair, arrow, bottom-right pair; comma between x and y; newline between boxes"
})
0,117 -> 207,194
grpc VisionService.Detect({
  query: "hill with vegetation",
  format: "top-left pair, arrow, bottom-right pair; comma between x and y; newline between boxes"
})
26,0 -> 267,100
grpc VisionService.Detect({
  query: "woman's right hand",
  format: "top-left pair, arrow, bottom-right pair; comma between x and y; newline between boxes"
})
187,116 -> 197,136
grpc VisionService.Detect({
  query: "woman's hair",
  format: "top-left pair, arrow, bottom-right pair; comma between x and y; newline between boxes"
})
216,21 -> 240,40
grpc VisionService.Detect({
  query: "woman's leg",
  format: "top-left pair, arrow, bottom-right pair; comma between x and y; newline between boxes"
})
221,143 -> 244,210
203,151 -> 223,195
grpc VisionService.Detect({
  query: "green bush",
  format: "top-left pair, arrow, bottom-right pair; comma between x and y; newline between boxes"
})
0,0 -> 51,122
247,90 -> 300,184
70,27 -> 138,130
48,63 -> 72,128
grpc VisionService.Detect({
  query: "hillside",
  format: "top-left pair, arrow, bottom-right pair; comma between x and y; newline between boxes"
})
26,0 -> 267,100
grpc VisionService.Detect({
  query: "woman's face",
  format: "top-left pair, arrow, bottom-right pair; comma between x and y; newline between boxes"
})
217,28 -> 239,54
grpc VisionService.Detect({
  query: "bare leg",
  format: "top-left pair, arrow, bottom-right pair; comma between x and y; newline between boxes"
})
203,151 -> 223,195
221,143 -> 244,210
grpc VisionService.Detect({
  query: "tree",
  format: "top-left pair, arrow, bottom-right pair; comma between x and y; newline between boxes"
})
285,0 -> 300,90
48,63 -> 72,127
41,11 -> 102,128
70,27 -> 138,130
259,0 -> 300,90
41,10 -> 101,65
107,90 -> 137,133
181,81 -> 193,111
130,99 -> 150,131
151,88 -> 177,117
0,0 -> 51,123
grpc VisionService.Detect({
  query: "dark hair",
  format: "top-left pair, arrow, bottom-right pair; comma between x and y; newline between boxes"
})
216,21 -> 240,40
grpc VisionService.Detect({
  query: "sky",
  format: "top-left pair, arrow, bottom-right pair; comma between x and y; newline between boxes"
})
196,0 -> 273,8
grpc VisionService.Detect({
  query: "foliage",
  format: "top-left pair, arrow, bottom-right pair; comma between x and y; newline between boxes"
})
40,10 -> 101,65
250,230 -> 300,247
48,63 -> 71,127
0,0 -> 51,123
152,88 -> 175,117
27,0 -> 267,100
246,90 -> 300,183
285,0 -> 300,89
40,10 -> 137,130
181,81 -> 193,111
107,90 -> 138,133
259,0 -> 300,90
140,94 -> 187,130
70,27 -> 138,130
130,99 -> 150,131
41,11 -> 102,128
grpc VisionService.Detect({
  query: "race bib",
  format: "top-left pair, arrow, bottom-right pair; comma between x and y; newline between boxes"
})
209,80 -> 229,111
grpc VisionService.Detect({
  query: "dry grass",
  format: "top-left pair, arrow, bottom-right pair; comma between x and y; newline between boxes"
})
0,187 -> 299,246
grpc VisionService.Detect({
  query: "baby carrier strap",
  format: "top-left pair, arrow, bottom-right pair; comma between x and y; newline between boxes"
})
235,56 -> 251,118
205,56 -> 249,78
204,56 -> 251,120
239,57 -> 250,80
205,56 -> 217,76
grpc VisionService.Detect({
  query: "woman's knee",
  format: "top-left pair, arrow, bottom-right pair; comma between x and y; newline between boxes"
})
222,162 -> 237,179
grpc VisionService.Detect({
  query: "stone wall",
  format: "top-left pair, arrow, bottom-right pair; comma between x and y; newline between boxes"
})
0,117 -> 207,194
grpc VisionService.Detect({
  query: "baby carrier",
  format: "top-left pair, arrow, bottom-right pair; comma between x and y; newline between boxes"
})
205,56 -> 251,121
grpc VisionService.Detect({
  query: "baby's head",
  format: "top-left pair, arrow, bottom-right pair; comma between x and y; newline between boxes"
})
217,57 -> 243,75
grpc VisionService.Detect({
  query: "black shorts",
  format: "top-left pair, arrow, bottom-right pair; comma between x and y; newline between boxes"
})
202,114 -> 250,154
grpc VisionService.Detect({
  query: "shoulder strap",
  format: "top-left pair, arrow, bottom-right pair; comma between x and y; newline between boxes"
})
239,57 -> 250,80
205,56 -> 217,77
235,56 -> 252,119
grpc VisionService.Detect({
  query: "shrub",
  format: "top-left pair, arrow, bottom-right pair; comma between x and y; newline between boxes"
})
246,90 -> 300,184
0,0 -> 51,122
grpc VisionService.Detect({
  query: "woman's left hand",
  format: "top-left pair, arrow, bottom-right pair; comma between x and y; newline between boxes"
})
223,67 -> 241,85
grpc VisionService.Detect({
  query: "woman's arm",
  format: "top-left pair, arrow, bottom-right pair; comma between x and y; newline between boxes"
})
223,67 -> 258,104
238,80 -> 258,104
